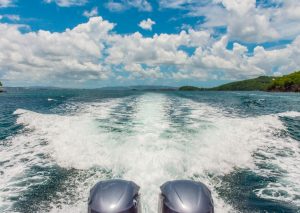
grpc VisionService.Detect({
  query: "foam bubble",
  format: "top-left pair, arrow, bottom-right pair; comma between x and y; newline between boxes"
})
183,100 -> 300,207
2,93 -> 300,212
0,98 -> 123,212
278,111 -> 300,118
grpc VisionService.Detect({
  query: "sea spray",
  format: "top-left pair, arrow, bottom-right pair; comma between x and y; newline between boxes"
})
1,93 -> 300,212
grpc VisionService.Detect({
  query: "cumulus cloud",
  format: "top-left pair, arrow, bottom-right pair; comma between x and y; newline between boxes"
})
106,0 -> 152,12
159,0 -> 195,9
1,16 -> 300,86
124,64 -> 163,79
0,0 -> 14,7
105,30 -> 208,66
105,25 -> 300,81
205,0 -> 280,42
0,17 -> 114,85
105,2 -> 126,12
160,0 -> 300,43
83,7 -> 98,18
138,18 -> 155,30
44,0 -> 87,7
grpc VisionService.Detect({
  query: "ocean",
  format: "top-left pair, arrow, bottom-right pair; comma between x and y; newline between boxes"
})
0,88 -> 299,213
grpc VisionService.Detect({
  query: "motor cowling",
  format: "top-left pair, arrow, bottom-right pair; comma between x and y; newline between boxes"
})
159,180 -> 214,213
88,179 -> 141,213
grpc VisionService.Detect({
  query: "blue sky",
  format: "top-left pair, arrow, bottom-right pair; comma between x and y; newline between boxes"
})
0,0 -> 300,88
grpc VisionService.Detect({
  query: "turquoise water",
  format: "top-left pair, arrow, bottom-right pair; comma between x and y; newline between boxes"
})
0,88 -> 300,212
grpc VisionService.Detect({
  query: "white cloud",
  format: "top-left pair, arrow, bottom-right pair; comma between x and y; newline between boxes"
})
106,0 -> 152,12
187,36 -> 265,79
159,0 -> 195,9
0,0 -> 14,7
269,0 -> 300,40
1,16 -> 300,86
0,17 -> 114,85
105,30 -> 201,66
0,14 -> 20,21
160,0 -> 300,43
128,0 -> 152,11
44,0 -> 87,7
138,18 -> 155,30
106,2 -> 126,12
83,7 -> 98,18
212,0 -> 280,42
124,64 -> 163,79
249,37 -> 300,75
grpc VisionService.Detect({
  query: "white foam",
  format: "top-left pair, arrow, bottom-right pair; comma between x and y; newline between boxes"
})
278,111 -> 300,118
183,100 -> 300,207
2,94 -> 300,212
0,98 -> 123,212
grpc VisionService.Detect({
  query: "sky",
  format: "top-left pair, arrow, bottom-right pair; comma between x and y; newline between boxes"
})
0,0 -> 300,88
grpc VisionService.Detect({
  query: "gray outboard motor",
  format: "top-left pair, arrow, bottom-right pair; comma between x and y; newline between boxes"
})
88,179 -> 141,213
159,180 -> 214,213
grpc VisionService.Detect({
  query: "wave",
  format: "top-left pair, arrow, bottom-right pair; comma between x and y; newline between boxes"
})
1,93 -> 299,212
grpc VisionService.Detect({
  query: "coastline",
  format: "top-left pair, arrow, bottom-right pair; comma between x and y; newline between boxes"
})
179,71 -> 300,92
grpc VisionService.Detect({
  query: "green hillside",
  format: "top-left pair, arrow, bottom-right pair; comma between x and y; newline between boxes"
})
212,76 -> 273,91
178,86 -> 204,91
268,71 -> 300,92
179,71 -> 300,92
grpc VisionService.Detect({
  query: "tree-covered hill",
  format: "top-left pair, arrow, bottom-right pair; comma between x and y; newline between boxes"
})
179,71 -> 300,92
178,86 -> 205,91
212,76 -> 273,91
268,71 -> 300,92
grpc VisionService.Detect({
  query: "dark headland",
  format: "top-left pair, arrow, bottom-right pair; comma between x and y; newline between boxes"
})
179,71 -> 300,92
0,81 -> 3,92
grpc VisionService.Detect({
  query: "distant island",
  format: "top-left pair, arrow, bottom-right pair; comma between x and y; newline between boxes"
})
179,71 -> 300,92
178,86 -> 206,91
99,85 -> 177,91
0,81 -> 3,92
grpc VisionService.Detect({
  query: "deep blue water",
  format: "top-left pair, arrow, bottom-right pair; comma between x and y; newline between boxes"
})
0,88 -> 299,213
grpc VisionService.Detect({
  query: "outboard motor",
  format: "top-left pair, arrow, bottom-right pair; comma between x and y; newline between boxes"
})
159,180 -> 214,213
88,179 -> 141,213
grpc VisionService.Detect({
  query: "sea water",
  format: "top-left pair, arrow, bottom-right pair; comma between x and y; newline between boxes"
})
0,88 -> 299,212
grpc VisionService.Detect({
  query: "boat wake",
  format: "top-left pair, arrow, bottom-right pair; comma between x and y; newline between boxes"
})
0,93 -> 299,212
